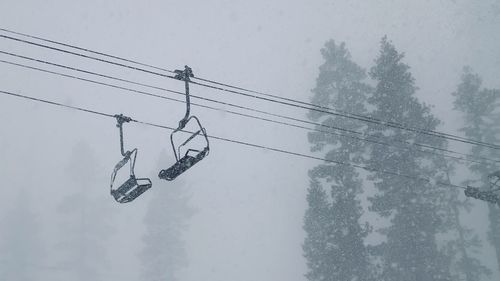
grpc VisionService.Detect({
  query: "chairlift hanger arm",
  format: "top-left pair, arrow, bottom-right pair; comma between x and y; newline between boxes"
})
114,114 -> 132,156
174,65 -> 194,129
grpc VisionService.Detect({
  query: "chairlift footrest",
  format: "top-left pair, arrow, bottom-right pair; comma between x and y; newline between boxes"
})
158,149 -> 208,181
111,176 -> 152,203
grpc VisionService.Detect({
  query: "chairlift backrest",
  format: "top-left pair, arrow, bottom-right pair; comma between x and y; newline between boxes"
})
159,116 -> 210,181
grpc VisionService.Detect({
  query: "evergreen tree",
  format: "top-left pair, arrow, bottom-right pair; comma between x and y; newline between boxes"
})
0,190 -> 45,281
303,40 -> 373,281
452,67 -> 500,274
367,36 -> 453,281
442,167 -> 491,281
57,142 -> 112,281
139,151 -> 195,281
303,180 -> 331,281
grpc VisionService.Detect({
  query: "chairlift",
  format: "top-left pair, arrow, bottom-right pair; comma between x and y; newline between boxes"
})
464,186 -> 500,206
489,171 -> 500,192
110,114 -> 152,203
158,66 -> 210,181
464,171 -> 500,206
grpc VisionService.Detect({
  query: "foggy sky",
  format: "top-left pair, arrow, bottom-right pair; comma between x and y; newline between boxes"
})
0,1 -> 499,281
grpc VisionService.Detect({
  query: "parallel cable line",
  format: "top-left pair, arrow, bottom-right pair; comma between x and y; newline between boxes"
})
0,50 -> 181,96
1,30 -> 498,150
0,27 -> 176,75
190,76 -> 486,150
0,27 -> 463,143
0,34 -> 177,80
0,89 -> 467,191
2,54 -> 499,167
0,89 -> 114,118
190,79 -> 500,150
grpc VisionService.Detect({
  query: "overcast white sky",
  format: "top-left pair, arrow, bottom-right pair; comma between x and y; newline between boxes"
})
0,1 -> 499,281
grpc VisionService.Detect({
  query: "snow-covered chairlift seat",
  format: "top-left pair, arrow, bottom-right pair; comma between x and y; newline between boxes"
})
110,149 -> 152,203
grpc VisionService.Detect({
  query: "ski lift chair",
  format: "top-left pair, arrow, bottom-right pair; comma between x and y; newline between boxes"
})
158,65 -> 210,181
489,171 -> 500,192
110,114 -> 152,203
464,171 -> 500,206
464,186 -> 500,205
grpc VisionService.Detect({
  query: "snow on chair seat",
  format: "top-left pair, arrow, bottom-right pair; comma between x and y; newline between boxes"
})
159,147 -> 209,181
111,175 -> 152,203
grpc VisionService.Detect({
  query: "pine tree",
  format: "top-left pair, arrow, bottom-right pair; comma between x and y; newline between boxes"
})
452,66 -> 500,274
367,36 -> 453,281
56,142 -> 112,281
0,190 -> 45,281
303,180 -> 331,281
139,151 -> 195,281
442,167 -> 491,281
303,40 -> 373,281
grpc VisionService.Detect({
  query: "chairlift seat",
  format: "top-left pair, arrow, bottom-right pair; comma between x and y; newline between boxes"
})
111,175 -> 152,203
159,147 -> 209,181
110,147 -> 152,203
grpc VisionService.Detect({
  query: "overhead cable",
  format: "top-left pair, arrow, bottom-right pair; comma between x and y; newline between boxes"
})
1,53 -> 499,167
0,27 -> 176,74
2,55 -> 499,167
0,88 -> 468,191
1,29 -> 498,150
